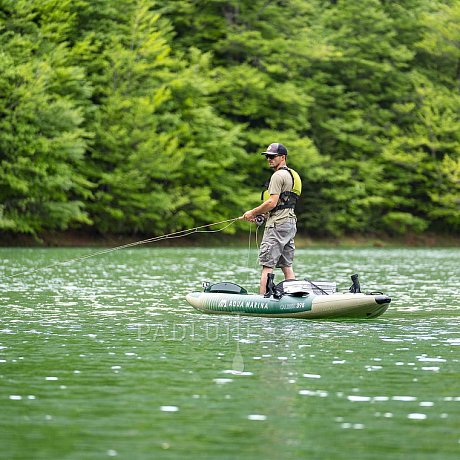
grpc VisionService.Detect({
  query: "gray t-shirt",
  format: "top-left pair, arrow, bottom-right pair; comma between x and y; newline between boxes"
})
266,169 -> 296,227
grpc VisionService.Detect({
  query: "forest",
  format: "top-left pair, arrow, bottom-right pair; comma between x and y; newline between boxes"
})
0,0 -> 459,239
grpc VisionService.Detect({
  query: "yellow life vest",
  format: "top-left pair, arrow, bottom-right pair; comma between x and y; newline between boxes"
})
261,167 -> 302,211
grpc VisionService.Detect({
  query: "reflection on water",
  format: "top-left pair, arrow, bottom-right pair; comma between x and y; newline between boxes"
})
0,247 -> 459,459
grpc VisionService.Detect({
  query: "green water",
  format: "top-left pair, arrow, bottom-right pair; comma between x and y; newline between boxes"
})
1,247 -> 459,459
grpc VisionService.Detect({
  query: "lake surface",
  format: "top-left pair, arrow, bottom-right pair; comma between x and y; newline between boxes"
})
1,246 -> 459,459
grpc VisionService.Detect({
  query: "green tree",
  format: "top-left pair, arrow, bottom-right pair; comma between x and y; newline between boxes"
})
0,0 -> 93,235
74,0 -> 250,234
379,0 -> 460,233
1,0 -> 458,239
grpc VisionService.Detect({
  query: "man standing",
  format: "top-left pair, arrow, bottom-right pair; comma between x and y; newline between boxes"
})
242,143 -> 302,294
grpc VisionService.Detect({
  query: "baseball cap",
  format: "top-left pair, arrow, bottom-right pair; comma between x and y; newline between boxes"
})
261,143 -> 288,156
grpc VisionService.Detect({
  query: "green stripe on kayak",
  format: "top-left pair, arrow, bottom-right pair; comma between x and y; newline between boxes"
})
202,293 -> 313,315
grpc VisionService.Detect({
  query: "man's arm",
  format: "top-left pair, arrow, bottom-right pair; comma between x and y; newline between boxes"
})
241,194 -> 279,221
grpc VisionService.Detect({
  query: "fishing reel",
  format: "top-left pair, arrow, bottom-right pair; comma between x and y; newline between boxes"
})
254,215 -> 266,226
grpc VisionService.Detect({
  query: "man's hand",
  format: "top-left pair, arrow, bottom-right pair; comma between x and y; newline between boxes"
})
241,210 -> 256,222
241,195 -> 278,222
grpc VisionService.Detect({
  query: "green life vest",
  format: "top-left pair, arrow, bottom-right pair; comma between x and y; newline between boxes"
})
261,167 -> 302,212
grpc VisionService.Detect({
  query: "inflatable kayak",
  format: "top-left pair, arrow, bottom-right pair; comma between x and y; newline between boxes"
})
185,275 -> 391,319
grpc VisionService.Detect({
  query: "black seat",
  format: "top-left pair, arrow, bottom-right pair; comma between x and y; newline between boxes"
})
204,282 -> 248,295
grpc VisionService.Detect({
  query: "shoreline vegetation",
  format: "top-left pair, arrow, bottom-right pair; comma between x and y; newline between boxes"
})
1,1 -> 459,241
1,230 -> 458,249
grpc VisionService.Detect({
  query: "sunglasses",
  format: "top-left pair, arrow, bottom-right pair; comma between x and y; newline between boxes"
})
265,154 -> 279,160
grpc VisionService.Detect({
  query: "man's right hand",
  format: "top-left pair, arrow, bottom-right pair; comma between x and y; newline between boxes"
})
241,210 -> 256,222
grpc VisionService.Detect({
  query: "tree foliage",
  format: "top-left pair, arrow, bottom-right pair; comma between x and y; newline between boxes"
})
0,0 -> 459,238
0,0 -> 93,234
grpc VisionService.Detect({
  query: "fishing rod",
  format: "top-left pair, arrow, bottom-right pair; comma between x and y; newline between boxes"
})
4,217 -> 244,279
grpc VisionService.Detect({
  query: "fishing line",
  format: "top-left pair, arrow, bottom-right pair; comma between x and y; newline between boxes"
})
4,217 -> 241,279
244,221 -> 263,285
245,224 -> 253,284
254,224 -> 261,271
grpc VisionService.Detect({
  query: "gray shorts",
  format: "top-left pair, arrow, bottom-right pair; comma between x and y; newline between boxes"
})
259,219 -> 297,268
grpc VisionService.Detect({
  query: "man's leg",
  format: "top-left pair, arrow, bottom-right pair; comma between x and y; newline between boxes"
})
278,222 -> 296,281
281,265 -> 295,281
259,266 -> 273,295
